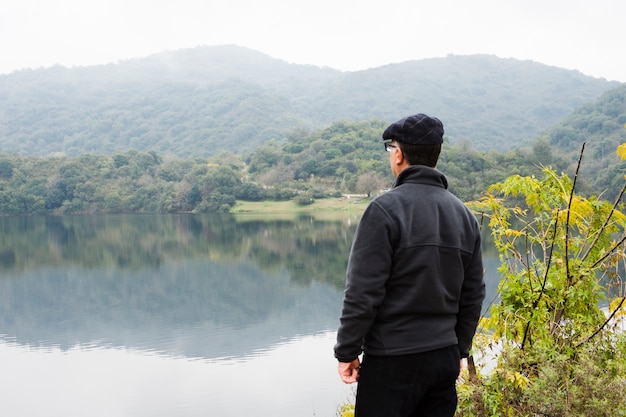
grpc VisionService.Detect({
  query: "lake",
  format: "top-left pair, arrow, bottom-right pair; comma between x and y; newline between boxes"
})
0,213 -> 500,417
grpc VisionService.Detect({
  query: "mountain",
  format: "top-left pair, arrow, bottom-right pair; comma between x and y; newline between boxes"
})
0,45 -> 620,158
544,84 -> 626,198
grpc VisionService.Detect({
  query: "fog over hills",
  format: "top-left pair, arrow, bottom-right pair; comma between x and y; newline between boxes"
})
0,45 -> 620,157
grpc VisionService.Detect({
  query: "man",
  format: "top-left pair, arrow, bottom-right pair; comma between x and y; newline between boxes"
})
334,113 -> 485,417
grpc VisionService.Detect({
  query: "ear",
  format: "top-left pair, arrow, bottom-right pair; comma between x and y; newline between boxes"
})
394,146 -> 405,166
392,146 -> 411,175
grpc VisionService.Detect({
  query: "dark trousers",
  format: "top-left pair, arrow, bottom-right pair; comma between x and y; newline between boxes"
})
355,345 -> 460,417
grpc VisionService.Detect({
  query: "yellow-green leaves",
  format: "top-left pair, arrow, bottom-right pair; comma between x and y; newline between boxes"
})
458,143 -> 626,416
618,142 -> 626,161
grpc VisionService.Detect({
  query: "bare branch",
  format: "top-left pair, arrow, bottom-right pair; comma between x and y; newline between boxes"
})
581,180 -> 626,263
521,216 -> 559,350
575,297 -> 626,348
565,142 -> 585,286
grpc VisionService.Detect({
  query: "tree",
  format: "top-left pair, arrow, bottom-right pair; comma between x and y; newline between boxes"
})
355,172 -> 386,197
0,160 -> 14,180
185,183 -> 203,207
459,143 -> 626,416
234,183 -> 265,201
247,139 -> 283,173
531,136 -> 554,166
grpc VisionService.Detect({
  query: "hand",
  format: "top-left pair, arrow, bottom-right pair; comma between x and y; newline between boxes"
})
338,358 -> 361,384
458,358 -> 468,380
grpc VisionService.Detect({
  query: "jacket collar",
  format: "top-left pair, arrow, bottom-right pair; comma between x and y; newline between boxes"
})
392,165 -> 448,189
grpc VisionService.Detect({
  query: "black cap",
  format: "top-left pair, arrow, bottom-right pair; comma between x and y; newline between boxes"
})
382,113 -> 444,145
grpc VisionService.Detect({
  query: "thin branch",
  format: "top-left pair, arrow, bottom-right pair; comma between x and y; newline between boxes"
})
575,296 -> 626,349
525,231 -> 533,290
559,143 -> 585,339
565,142 -> 585,286
581,180 -> 626,263
521,216 -> 559,350
591,233 -> 626,269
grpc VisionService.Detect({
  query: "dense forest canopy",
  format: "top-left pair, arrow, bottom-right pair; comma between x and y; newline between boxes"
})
544,84 -> 626,196
0,46 -> 625,216
0,45 -> 619,158
0,80 -> 624,217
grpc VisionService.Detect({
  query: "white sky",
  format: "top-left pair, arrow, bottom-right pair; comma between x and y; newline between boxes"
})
1,0 -> 625,82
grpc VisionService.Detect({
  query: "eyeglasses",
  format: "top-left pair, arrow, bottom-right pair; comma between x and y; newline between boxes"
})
384,142 -> 398,152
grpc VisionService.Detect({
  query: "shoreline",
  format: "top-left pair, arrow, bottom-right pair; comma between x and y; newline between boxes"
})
230,196 -> 370,218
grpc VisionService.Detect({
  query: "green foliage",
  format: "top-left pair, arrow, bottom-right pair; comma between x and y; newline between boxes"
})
0,90 -> 624,214
0,160 -> 14,179
238,119 -> 397,199
234,183 -> 265,201
547,84 -> 626,201
0,151 -> 244,214
460,144 -> 626,416
294,193 -> 315,206
0,47 -> 617,158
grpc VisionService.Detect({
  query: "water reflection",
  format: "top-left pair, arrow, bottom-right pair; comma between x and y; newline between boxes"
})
0,214 -> 358,357
0,214 -> 356,286
0,331 -> 350,417
0,213 -> 500,417
0,214 -> 363,417
2,264 -> 345,359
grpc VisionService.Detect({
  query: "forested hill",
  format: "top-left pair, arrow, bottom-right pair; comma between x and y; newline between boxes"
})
0,85 -> 624,216
0,45 -> 620,158
545,84 -> 626,196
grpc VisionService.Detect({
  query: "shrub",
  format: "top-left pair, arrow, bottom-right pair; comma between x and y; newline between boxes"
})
460,142 -> 626,416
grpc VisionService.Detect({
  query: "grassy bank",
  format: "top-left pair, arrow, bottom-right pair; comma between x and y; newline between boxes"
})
230,196 -> 370,220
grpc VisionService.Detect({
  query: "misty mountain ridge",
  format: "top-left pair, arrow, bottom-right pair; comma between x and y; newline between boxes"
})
0,45 -> 621,158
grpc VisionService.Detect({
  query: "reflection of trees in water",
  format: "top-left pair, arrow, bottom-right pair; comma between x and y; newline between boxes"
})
0,212 -> 499,294
237,215 -> 358,289
0,213 -> 500,358
0,213 -> 358,289
0,214 -> 232,270
0,212 -> 502,295
0,212 -> 354,358
0,259 -> 343,359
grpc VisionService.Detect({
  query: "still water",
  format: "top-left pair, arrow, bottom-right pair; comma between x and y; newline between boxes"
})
0,214 -> 499,417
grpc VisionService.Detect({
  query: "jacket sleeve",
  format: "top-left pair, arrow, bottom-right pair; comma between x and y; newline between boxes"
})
334,202 -> 394,362
455,223 -> 485,358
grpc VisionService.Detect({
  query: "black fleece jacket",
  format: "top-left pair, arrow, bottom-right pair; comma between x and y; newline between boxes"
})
335,165 -> 485,362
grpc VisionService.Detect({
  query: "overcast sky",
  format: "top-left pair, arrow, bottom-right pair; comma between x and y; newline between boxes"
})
1,0 -> 625,82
